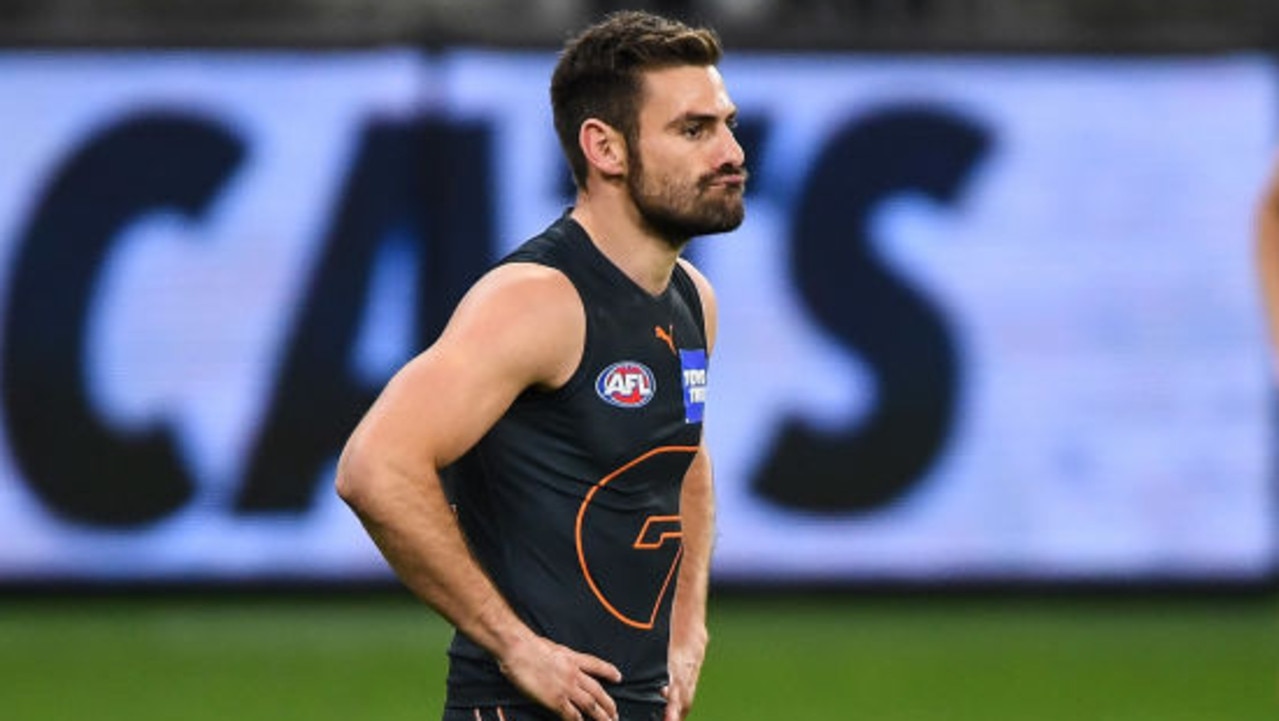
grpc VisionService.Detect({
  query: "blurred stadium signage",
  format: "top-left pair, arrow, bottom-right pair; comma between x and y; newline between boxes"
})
0,50 -> 1273,585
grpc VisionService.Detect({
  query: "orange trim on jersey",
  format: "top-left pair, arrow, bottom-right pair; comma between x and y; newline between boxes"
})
575,445 -> 698,630
633,515 -> 683,550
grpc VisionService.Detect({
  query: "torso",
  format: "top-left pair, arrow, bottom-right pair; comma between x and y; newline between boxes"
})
443,215 -> 709,706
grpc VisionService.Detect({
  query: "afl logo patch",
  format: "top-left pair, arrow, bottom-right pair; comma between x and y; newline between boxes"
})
595,361 -> 656,408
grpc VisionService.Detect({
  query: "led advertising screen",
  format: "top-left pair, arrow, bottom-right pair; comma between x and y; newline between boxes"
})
0,50 -> 1273,585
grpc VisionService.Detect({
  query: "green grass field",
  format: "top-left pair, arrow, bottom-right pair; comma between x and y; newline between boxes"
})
1,592 -> 1275,721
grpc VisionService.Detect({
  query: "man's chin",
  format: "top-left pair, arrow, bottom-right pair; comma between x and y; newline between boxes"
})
637,199 -> 745,243
703,205 -> 745,235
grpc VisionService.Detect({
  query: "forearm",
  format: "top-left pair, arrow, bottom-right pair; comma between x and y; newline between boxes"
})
336,449 -> 531,658
661,448 -> 714,721
670,449 -> 714,654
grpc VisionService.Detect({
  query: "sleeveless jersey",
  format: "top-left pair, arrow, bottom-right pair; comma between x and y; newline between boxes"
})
442,214 -> 709,707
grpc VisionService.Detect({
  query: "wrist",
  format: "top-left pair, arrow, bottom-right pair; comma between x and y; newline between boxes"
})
670,622 -> 709,658
469,594 -> 535,661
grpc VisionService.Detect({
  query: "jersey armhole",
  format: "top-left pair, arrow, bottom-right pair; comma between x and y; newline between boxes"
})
672,262 -> 708,348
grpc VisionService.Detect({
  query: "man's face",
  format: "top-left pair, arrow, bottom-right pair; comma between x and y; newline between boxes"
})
626,65 -> 747,246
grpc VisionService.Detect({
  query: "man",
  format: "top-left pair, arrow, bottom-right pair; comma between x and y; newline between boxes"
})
335,10 -> 746,721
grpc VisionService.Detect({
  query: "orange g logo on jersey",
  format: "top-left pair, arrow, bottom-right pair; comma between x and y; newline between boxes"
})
575,445 -> 697,630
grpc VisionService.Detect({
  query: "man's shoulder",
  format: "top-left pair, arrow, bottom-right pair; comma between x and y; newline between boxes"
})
441,260 -> 584,389
470,261 -> 577,311
675,256 -> 716,305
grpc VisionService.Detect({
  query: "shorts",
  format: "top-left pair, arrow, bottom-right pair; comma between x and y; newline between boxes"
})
443,699 -> 665,721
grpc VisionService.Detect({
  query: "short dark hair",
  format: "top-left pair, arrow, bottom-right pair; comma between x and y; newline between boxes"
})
550,10 -> 723,189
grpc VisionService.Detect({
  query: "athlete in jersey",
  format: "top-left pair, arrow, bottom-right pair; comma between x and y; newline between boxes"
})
443,214 -> 710,713
337,12 -> 743,721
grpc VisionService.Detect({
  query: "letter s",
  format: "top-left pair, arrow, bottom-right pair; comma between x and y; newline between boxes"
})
753,105 -> 991,513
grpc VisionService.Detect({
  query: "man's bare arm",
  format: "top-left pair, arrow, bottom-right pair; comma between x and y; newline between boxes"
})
1257,159 -> 1279,372
664,259 -> 718,721
336,264 -> 621,721
663,441 -> 714,721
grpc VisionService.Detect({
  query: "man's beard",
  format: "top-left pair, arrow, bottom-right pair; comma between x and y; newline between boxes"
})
627,150 -> 746,248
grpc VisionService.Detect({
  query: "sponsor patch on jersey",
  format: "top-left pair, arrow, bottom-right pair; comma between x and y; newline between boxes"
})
679,349 -> 708,423
595,361 -> 656,408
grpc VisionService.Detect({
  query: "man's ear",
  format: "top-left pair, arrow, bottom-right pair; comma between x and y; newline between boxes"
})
579,118 -> 628,179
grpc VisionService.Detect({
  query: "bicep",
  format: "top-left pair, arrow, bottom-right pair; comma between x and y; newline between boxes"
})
354,344 -> 525,474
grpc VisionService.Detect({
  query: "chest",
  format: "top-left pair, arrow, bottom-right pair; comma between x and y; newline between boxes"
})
518,289 -> 707,472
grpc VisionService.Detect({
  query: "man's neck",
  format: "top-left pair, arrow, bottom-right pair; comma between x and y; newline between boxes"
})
570,197 -> 684,297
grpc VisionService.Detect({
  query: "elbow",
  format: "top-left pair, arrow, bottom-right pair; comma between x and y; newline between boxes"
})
334,435 -> 374,510
334,432 -> 435,512
334,459 -> 360,509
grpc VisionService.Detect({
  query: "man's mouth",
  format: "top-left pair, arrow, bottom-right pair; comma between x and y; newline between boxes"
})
706,169 -> 748,189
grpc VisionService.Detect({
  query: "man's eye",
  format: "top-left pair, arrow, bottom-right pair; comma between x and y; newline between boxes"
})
682,124 -> 705,138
